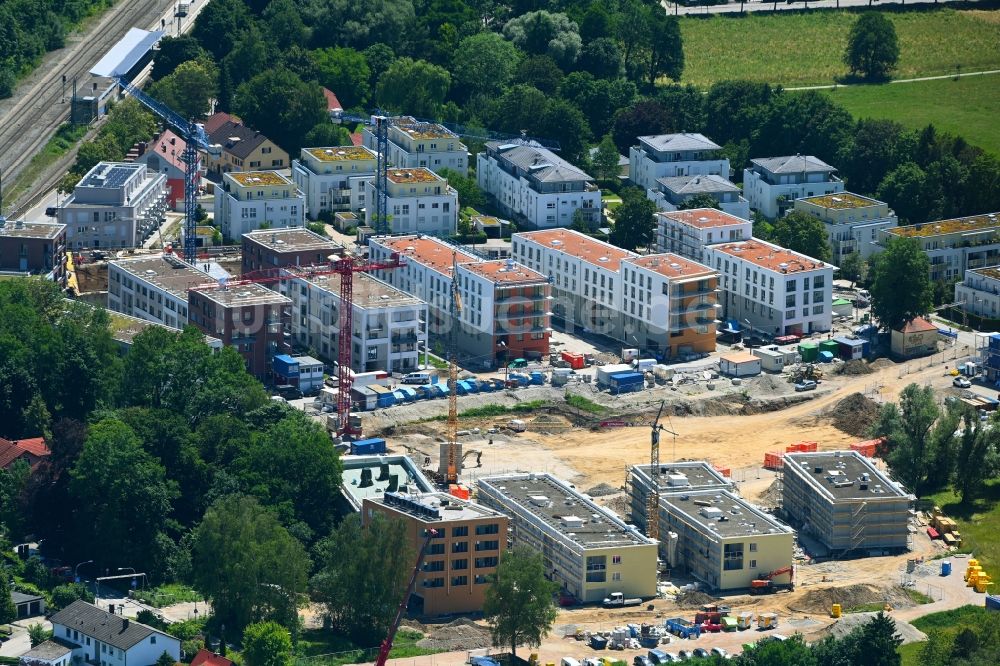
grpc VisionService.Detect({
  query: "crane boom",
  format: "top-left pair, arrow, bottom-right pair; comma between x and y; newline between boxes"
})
375,529 -> 437,666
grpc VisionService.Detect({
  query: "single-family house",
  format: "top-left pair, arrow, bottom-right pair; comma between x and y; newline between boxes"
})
49,601 -> 180,666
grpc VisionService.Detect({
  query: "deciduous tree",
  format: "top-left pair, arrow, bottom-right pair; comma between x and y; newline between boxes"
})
483,549 -> 558,659
503,11 -> 581,68
151,35 -> 209,81
592,134 -> 622,182
610,187 -> 656,251
0,571 -> 15,624
844,12 -> 900,81
869,236 -> 932,331
147,58 -> 218,120
375,58 -> 451,118
242,622 -> 292,666
770,210 -> 833,262
453,32 -> 520,98
310,47 -> 371,109
233,67 -> 328,156
871,384 -> 947,494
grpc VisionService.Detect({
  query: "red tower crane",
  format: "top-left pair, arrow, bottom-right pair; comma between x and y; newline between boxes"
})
188,252 -> 405,438
375,528 -> 437,666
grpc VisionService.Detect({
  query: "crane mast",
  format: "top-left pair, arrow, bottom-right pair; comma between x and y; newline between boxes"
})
374,528 -> 437,666
446,252 -> 461,484
648,401 -> 677,546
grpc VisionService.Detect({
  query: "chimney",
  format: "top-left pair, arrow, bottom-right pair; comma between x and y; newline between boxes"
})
123,618 -> 130,629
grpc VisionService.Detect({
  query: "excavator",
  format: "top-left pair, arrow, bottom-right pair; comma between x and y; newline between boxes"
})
750,566 -> 795,594
462,449 -> 483,467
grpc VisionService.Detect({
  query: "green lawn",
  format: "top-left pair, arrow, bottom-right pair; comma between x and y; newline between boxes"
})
680,9 -> 1000,88
822,73 -> 1000,156
294,629 -> 440,666
899,605 -> 998,666
923,477 -> 1000,571
133,583 -> 203,607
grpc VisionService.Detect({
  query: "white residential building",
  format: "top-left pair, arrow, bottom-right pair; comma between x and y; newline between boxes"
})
793,192 -> 897,266
743,155 -> 844,219
108,253 -> 209,329
50,600 -> 180,666
647,174 -> 750,220
363,117 -> 468,176
955,266 -> 1000,320
878,212 -> 1000,282
291,146 -> 377,220
363,167 -> 457,236
56,162 -> 167,249
369,235 -> 553,368
629,133 -> 730,192
477,142 -> 601,230
656,209 -> 752,263
277,268 -> 427,374
213,170 -> 304,241
703,237 -> 834,337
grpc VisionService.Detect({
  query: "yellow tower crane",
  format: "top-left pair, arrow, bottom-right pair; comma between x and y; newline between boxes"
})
446,252 -> 462,484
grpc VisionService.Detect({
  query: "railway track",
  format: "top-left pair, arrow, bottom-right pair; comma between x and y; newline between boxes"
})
0,0 -> 177,214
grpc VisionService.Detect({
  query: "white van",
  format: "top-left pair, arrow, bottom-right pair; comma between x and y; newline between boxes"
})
561,658 -> 582,666
402,372 -> 434,385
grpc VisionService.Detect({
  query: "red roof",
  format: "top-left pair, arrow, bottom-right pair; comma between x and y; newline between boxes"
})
13,437 -> 49,457
0,441 -> 27,469
147,129 -> 188,172
191,650 -> 234,666
0,437 -> 49,469
349,132 -> 363,147
322,87 -> 343,112
899,317 -> 936,334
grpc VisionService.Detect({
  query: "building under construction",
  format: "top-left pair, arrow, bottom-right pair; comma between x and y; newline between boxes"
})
782,451 -> 913,555
626,461 -> 734,535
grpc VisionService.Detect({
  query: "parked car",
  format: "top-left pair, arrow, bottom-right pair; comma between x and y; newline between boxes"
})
954,376 -> 972,389
795,380 -> 818,392
709,648 -> 728,658
633,657 -> 652,666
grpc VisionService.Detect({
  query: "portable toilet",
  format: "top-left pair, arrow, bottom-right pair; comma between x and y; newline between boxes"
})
798,341 -> 818,362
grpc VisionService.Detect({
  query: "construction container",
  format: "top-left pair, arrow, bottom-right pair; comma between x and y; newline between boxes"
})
833,336 -> 865,361
608,371 -> 644,394
736,612 -> 754,630
763,451 -> 785,470
819,340 -> 840,355
622,348 -> 639,362
529,371 -> 545,385
351,386 -> 378,410
561,351 -> 586,370
448,484 -> 471,500
786,441 -> 818,453
757,613 -> 778,630
551,368 -> 570,387
350,438 -> 387,455
798,342 -> 818,362
752,347 -> 785,373
831,604 -> 841,618
635,358 -> 657,372
721,617 -> 738,631
942,561 -> 952,576
720,352 -> 762,377
597,363 -> 633,385
850,439 -> 882,457
353,371 -> 390,388
369,384 -> 396,408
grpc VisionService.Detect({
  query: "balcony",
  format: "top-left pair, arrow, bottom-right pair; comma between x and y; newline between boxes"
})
495,292 -> 552,304
494,308 -> 550,321
391,331 -> 418,344
671,286 -> 720,298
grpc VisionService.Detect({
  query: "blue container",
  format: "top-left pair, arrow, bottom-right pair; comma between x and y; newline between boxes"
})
478,379 -> 494,392
529,371 -> 545,385
609,371 -> 644,386
941,560 -> 952,576
350,438 -> 387,455
464,379 -> 480,393
819,351 -> 835,362
509,373 -> 530,386
376,393 -> 396,408
986,594 -> 1000,611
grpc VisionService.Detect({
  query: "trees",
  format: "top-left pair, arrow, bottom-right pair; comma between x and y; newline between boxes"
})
147,59 -> 219,120
233,67 -> 328,156
307,0 -> 416,51
592,134 -> 623,182
192,496 -> 310,633
28,624 -> 53,648
838,252 -> 866,286
502,11 -> 581,69
643,13 -> 684,87
844,12 -> 900,81
679,193 -> 722,211
190,0 -> 254,60
242,622 -> 292,666
376,58 -> 451,118
0,571 -> 15,624
877,162 -> 929,225
578,38 -> 622,80
514,55 -> 564,95
769,211 -> 833,262
869,236 -> 932,331
611,187 -> 656,251
154,653 -> 177,666
311,47 -> 371,109
953,410 -> 1000,504
453,33 -> 521,98
611,100 -> 671,154
263,0 -> 310,50
151,36 -> 209,81
871,384 -> 950,494
311,513 -> 413,645
482,549 -> 558,659
50,583 -> 95,610
439,168 -> 485,210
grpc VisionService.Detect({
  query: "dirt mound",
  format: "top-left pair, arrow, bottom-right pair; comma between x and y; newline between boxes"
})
675,590 -> 720,609
756,480 -> 783,508
416,617 -> 492,651
790,584 -> 913,614
870,358 -> 896,370
836,360 -> 874,376
586,483 -> 619,497
751,374 -> 786,393
816,611 -> 927,645
831,392 -> 880,437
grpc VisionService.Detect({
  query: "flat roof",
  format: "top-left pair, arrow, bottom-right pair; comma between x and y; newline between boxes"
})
659,209 -> 750,229
798,192 -> 882,209
305,146 -> 375,162
630,461 -> 733,493
478,473 -> 653,548
370,491 -> 506,523
969,266 -> 1000,281
386,167 -> 442,184
661,489 -> 792,539
0,220 -> 66,239
341,454 -> 435,511
886,212 -> 1000,238
295,270 -> 425,309
79,162 -> 142,189
639,133 -> 721,153
90,27 -> 164,78
710,238 -> 830,274
194,282 -> 291,307
461,259 -> 548,285
376,235 -> 477,277
228,171 -> 291,187
243,228 -> 341,254
516,228 -> 636,272
784,451 -> 910,501
624,253 -> 716,281
720,351 -> 759,364
394,119 -> 460,141
111,254 -> 210,299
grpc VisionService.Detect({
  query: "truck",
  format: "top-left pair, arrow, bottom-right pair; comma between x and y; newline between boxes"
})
603,592 -> 642,608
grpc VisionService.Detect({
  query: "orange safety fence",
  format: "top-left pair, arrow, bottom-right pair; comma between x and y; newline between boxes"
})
763,451 -> 784,470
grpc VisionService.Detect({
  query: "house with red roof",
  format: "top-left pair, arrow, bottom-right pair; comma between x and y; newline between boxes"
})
190,649 -> 234,666
0,437 -> 50,470
322,87 -> 343,119
891,317 -> 939,359
132,129 -> 188,210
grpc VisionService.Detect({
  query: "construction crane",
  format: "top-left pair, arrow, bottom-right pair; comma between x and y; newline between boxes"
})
446,252 -> 462,484
109,76 -> 218,262
375,528 -> 437,666
336,113 -> 559,235
647,401 -> 677,544
188,252 -> 405,437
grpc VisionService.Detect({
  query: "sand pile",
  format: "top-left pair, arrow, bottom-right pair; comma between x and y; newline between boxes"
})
817,611 -> 927,645
586,483 -> 619,497
416,618 -> 492,651
675,590 -> 720,609
790,584 -> 913,614
831,393 -> 880,437
837,360 -> 874,376
869,358 -> 896,370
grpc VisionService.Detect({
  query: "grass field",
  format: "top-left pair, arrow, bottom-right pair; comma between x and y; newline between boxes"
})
822,73 -> 1000,156
680,9 -> 1000,88
924,477 -> 1000,571
295,628 -> 440,666
899,605 -> 998,666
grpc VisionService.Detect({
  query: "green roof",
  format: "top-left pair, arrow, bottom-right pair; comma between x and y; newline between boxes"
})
832,298 -> 851,305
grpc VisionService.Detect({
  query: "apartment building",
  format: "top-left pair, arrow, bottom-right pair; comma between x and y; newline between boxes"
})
277,268 -> 427,373
743,155 -> 844,219
793,192 -> 897,266
477,473 -> 657,604
628,133 -> 730,192
956,266 -> 1000,320
369,235 -> 552,368
339,454 -> 435,512
363,117 -> 468,176
703,238 -> 834,337
620,254 -> 720,359
363,492 -> 508,615
291,146 -> 377,220
783,451 -> 913,554
0,219 -> 67,281
203,112 -> 288,175
878,212 -> 1000,282
188,282 -> 292,379
647,174 -> 750,220
626,461 -> 734,535
214,171 -> 304,241
656,209 -> 752,263
241,227 -> 342,274
363,168 -> 458,236
56,162 -> 167,249
107,254 -> 208,329
131,129 -> 186,210
477,142 -> 601,230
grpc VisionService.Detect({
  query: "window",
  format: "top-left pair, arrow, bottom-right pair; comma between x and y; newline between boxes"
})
452,526 -> 469,537
475,574 -> 490,584
475,540 -> 498,551
750,560 -> 757,569
586,555 -> 607,582
423,577 -> 444,588
612,572 -> 621,581
453,541 -> 469,553
475,556 -> 499,568
612,555 -> 622,564
723,543 -> 744,571
749,543 -> 757,552
475,523 -> 499,535
452,575 -> 468,586
424,561 -> 444,572
452,559 -> 468,570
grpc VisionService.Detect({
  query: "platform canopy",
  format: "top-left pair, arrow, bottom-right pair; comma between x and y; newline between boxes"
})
90,28 -> 165,78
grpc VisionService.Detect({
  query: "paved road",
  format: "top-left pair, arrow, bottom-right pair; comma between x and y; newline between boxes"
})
661,0 -> 962,16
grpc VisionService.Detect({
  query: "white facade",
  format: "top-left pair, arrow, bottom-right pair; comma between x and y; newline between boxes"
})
51,602 -> 180,666
277,269 -> 428,374
363,118 -> 468,176
56,162 -> 168,249
656,209 -> 752,263
878,212 -> 1000,282
363,168 -> 457,236
793,192 -> 897,266
647,174 -> 750,221
955,267 -> 1000,320
703,238 -> 835,337
213,171 -> 304,241
477,142 -> 601,230
629,134 -> 730,192
743,155 -> 844,219
291,146 -> 377,220
107,254 -> 208,329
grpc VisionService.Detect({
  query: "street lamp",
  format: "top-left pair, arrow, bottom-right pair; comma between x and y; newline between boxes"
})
74,560 -> 94,581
